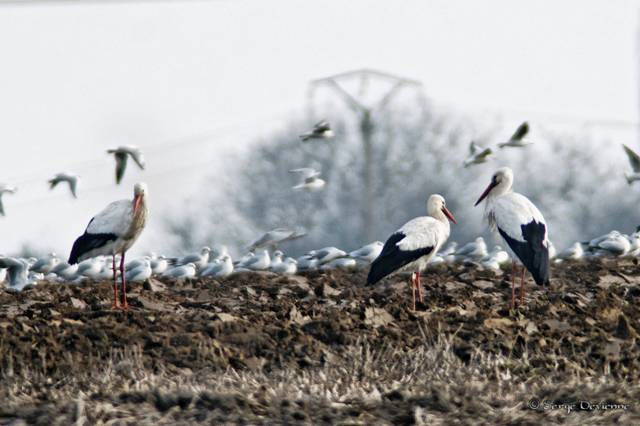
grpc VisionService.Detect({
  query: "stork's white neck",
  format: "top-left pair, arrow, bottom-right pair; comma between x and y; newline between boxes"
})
430,209 -> 449,224
489,177 -> 513,200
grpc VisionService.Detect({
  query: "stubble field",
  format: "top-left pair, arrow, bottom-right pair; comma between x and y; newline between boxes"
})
0,259 -> 638,425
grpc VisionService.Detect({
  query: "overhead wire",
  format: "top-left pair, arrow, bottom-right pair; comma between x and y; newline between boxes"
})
3,107 -> 295,191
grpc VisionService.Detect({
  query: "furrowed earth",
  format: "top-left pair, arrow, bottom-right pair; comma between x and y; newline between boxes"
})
0,259 -> 639,425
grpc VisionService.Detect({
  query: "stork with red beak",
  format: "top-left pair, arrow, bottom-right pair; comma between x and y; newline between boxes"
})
475,167 -> 550,309
367,194 -> 456,310
68,183 -> 148,309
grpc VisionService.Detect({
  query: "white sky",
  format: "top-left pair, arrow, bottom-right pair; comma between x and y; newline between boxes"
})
0,0 -> 638,256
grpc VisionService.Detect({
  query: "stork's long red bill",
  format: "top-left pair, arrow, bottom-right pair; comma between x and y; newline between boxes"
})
475,181 -> 498,206
442,206 -> 457,224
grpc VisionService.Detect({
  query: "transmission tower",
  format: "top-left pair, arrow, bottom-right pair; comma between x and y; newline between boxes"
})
307,69 -> 425,242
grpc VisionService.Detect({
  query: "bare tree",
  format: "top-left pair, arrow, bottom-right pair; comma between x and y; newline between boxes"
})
166,101 -> 638,256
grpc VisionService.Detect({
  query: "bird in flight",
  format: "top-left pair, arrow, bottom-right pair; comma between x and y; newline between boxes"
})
107,145 -> 146,184
49,172 -> 79,198
0,184 -> 17,216
498,122 -> 532,148
248,228 -> 306,251
622,144 -> 640,185
289,168 -> 326,191
299,120 -> 334,142
463,141 -> 493,167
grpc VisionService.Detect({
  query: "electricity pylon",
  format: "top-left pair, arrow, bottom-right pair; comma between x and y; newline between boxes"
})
307,69 -> 425,242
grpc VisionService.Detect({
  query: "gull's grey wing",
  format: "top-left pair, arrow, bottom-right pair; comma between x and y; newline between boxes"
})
623,144 -> 640,172
69,177 -> 78,198
48,176 -> 60,190
179,253 -> 201,264
314,120 -> 331,132
510,121 -> 529,141
279,230 -> 306,244
128,149 -> 146,170
115,152 -> 128,184
477,147 -> 493,159
469,141 -> 479,155
289,168 -> 320,178
249,228 -> 295,249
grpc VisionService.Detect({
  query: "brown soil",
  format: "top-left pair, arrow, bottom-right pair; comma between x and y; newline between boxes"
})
0,259 -> 638,425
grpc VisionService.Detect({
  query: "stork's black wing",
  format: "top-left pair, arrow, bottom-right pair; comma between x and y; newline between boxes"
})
367,232 -> 433,285
498,220 -> 549,285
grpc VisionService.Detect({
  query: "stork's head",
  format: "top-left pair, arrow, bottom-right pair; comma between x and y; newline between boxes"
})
133,182 -> 148,215
427,194 -> 457,224
475,167 -> 513,206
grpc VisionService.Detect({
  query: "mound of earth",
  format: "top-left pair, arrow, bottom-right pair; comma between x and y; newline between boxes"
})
0,259 -> 638,424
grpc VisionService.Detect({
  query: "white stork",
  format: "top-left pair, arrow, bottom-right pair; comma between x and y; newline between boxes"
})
367,194 -> 456,310
68,182 -> 148,309
474,167 -> 550,308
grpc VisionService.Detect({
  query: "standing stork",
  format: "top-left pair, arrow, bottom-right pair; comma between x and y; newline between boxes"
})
475,167 -> 550,309
367,194 -> 456,310
68,183 -> 148,309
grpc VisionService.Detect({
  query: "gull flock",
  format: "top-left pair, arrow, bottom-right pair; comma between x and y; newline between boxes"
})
1,121 -> 640,311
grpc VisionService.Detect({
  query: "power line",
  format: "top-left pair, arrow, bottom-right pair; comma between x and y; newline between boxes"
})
4,108 -> 293,186
8,157 -> 217,209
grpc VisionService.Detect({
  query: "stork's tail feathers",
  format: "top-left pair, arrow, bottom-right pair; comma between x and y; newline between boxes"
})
68,232 -> 117,265
530,257 -> 550,287
366,265 -> 386,286
68,243 -> 81,265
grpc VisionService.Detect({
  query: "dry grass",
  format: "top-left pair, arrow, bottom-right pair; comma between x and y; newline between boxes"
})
1,334 -> 637,425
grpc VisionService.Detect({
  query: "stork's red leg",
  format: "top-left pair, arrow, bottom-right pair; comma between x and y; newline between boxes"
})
120,253 -> 129,310
411,272 -> 417,311
111,254 -> 120,309
520,266 -> 526,306
510,260 -> 516,309
416,270 -> 423,303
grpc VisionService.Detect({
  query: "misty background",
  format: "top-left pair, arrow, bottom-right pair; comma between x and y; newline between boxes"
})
0,0 -> 639,258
